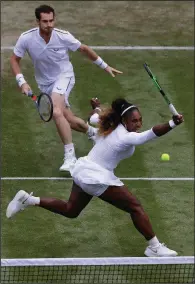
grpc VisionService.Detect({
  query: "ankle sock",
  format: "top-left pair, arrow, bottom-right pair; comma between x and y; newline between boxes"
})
64,143 -> 75,156
27,196 -> 40,206
148,236 -> 160,247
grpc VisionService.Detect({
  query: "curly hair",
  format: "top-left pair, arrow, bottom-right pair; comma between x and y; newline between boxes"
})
98,98 -> 138,136
35,5 -> 55,20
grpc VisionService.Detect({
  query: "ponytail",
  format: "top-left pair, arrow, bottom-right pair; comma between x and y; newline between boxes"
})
98,98 -> 135,136
98,108 -> 121,136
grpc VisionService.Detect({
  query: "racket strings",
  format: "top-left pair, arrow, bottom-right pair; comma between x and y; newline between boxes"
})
38,95 -> 52,121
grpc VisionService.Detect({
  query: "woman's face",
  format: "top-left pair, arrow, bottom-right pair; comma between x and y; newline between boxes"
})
124,110 -> 142,132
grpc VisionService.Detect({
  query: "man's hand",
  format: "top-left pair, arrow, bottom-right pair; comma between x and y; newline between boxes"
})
90,98 -> 101,109
105,66 -> 123,77
172,114 -> 184,125
21,83 -> 32,96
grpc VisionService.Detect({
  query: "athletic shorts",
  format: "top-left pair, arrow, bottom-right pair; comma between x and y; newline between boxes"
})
38,74 -> 75,107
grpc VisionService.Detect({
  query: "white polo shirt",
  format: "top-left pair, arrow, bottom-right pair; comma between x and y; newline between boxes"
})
14,28 -> 82,85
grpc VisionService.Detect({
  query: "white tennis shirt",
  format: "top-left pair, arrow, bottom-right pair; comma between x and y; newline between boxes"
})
88,124 -> 157,171
14,28 -> 81,85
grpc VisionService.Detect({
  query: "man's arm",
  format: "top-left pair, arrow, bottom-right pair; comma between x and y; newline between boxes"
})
10,54 -> 32,95
78,44 -> 123,77
10,54 -> 22,75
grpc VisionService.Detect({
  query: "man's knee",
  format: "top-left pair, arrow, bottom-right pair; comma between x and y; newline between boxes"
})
52,107 -> 64,120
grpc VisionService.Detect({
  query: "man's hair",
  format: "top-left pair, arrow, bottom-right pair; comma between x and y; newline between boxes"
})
35,5 -> 55,20
98,98 -> 138,136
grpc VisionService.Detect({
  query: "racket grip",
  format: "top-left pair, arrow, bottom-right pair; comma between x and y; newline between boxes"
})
27,90 -> 33,97
169,104 -> 179,116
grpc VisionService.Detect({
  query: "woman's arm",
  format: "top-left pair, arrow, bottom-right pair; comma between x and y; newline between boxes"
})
124,115 -> 184,146
152,115 -> 184,136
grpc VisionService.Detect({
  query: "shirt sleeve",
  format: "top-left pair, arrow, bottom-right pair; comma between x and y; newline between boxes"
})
123,129 -> 157,146
13,34 -> 27,58
65,32 -> 81,52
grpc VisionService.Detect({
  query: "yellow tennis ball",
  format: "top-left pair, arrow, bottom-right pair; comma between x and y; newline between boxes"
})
161,153 -> 170,161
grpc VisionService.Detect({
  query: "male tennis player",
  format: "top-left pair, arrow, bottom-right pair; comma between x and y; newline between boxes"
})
10,4 -> 122,172
6,98 -> 184,257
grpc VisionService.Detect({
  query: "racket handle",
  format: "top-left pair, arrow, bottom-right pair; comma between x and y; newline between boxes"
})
169,104 -> 179,116
27,90 -> 33,97
27,90 -> 37,101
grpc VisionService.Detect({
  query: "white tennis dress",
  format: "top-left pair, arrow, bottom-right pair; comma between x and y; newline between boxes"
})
70,124 -> 157,196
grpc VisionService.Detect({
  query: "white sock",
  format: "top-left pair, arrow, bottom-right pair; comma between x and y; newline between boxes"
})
64,143 -> 75,157
27,196 -> 40,206
148,236 -> 160,247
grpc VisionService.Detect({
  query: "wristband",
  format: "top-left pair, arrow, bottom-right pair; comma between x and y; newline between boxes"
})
93,56 -> 108,69
16,74 -> 26,87
169,119 -> 176,129
89,113 -> 100,125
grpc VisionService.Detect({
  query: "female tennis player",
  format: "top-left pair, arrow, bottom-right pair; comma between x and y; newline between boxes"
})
6,98 -> 184,257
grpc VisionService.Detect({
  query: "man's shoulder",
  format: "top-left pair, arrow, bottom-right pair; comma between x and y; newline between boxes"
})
21,28 -> 38,37
53,28 -> 70,35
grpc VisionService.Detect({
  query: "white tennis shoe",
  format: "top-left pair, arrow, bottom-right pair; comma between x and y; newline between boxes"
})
144,243 -> 178,257
6,190 -> 33,219
59,156 -> 77,172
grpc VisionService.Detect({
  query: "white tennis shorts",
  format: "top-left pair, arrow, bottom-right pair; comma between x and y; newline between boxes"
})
70,156 -> 124,196
38,74 -> 75,107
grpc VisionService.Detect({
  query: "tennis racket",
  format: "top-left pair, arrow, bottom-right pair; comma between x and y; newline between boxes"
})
143,63 -> 179,116
27,91 -> 53,122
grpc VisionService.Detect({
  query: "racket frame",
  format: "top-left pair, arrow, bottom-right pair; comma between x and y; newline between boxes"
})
28,92 -> 53,122
143,63 -> 179,116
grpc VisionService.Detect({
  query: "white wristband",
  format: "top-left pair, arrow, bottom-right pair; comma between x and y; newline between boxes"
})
16,74 -> 26,87
169,119 -> 176,129
89,113 -> 100,125
93,56 -> 108,69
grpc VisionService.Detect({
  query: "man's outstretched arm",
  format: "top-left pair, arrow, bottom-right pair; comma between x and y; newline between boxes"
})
78,44 -> 123,77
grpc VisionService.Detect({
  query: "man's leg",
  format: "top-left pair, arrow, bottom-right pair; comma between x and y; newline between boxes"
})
6,182 -> 93,219
62,77 -> 97,139
52,76 -> 96,171
51,92 -> 77,172
51,92 -> 72,144
63,107 -> 96,138
99,185 -> 177,257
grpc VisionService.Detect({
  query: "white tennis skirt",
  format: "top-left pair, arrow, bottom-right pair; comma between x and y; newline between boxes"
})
70,156 -> 124,196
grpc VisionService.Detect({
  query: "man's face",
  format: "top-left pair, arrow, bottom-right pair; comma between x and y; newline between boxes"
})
37,12 -> 55,35
125,110 -> 143,132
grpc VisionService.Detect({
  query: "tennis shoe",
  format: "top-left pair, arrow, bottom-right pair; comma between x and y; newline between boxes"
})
59,156 -> 77,172
6,190 -> 33,218
144,243 -> 178,257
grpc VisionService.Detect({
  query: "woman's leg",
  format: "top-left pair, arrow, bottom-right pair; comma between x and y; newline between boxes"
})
99,185 -> 155,240
39,182 -> 93,218
6,182 -> 93,219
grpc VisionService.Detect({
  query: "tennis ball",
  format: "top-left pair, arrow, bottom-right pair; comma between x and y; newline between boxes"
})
161,153 -> 170,161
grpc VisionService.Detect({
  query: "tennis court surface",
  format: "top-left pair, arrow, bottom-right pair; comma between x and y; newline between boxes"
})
1,1 -> 194,283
